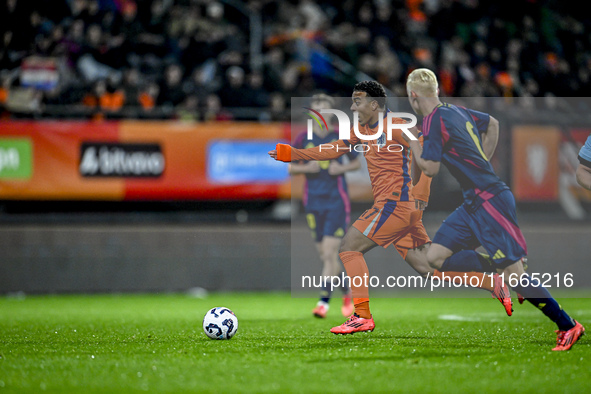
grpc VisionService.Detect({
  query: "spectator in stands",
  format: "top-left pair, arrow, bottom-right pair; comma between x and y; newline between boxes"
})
176,94 -> 200,122
81,24 -> 106,64
118,2 -> 144,57
268,92 -> 289,122
298,0 -> 327,31
2,0 -> 591,120
373,36 -> 402,87
245,72 -> 270,108
0,0 -> 37,52
122,67 -> 142,108
82,79 -> 105,108
82,77 -> 124,118
139,81 -> 159,112
134,0 -> 169,58
157,63 -> 186,108
204,93 -> 233,122
468,62 -> 502,97
371,3 -> 399,45
262,47 -> 285,94
79,0 -> 104,27
219,66 -> 251,108
0,73 -> 10,115
182,61 -> 222,103
279,63 -> 316,99
62,19 -> 86,65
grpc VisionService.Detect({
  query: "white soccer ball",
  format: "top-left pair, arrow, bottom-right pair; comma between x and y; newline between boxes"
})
202,307 -> 238,340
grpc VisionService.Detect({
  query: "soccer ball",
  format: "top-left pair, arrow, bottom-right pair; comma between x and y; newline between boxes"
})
202,307 -> 238,340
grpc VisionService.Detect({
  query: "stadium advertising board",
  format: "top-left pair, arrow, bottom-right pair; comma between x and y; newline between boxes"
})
0,138 -> 33,180
512,126 -> 560,201
0,121 -> 289,201
207,140 -> 288,184
79,142 -> 165,178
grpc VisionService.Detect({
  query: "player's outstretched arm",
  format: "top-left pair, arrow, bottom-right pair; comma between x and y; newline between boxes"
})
269,140 -> 354,163
481,116 -> 499,160
328,157 -> 361,176
411,149 -> 422,186
407,139 -> 440,177
405,126 -> 422,185
268,143 -> 293,162
576,163 -> 591,190
403,126 -> 440,177
411,133 -> 432,210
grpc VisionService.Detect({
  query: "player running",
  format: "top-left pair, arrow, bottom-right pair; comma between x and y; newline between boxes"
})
270,81 -> 510,335
576,134 -> 591,191
291,93 -> 360,318
405,68 -> 585,351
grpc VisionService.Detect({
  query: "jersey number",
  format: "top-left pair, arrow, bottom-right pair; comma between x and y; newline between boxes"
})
466,122 -> 488,161
305,142 -> 330,169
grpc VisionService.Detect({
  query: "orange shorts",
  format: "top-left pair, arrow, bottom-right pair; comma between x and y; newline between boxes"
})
352,200 -> 431,259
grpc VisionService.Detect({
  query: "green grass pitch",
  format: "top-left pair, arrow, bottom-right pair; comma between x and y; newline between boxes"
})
0,293 -> 590,393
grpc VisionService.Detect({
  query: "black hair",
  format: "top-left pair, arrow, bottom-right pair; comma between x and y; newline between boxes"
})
353,81 -> 386,108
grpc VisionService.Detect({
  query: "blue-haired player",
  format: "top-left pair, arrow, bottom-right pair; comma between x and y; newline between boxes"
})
291,94 -> 361,318
576,134 -> 591,191
405,68 -> 584,351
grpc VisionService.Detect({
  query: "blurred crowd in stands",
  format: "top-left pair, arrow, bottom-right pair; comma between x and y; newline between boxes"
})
0,0 -> 589,120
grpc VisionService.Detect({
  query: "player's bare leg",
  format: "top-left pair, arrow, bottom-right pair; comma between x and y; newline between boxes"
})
404,243 -> 433,278
426,243 -> 513,315
425,243 -> 452,270
320,235 -> 354,316
500,260 -> 584,351
312,241 -> 328,318
339,226 -> 378,254
330,228 -> 377,335
313,236 -> 349,318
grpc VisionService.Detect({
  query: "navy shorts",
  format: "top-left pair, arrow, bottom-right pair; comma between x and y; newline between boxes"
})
305,204 -> 350,243
433,190 -> 527,268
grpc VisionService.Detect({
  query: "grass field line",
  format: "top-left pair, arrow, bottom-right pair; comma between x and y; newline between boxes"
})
439,309 -> 591,321
438,314 -> 503,322
439,307 -> 591,322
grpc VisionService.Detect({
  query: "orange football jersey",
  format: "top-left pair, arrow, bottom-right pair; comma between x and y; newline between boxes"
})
280,114 -> 431,204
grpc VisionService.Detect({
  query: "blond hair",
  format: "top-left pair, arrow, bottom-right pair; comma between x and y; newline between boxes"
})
406,68 -> 439,97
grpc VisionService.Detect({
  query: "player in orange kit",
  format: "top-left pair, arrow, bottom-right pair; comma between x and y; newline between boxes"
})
291,93 -> 360,319
270,81 -> 511,334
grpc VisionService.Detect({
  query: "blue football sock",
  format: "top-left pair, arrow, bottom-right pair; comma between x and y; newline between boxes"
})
511,274 -> 575,331
441,250 -> 493,272
320,285 -> 331,304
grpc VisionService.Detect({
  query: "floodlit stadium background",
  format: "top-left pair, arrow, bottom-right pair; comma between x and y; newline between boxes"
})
1,0 -> 591,295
